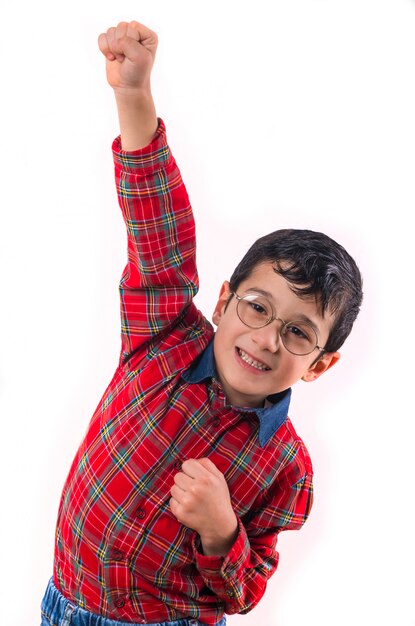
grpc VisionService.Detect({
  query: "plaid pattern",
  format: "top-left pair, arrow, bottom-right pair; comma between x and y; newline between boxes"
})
53,119 -> 313,625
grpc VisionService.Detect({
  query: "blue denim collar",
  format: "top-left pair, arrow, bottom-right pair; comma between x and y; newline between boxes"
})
182,339 -> 292,447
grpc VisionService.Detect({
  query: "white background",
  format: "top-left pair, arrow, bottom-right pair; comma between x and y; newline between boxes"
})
0,1 -> 414,625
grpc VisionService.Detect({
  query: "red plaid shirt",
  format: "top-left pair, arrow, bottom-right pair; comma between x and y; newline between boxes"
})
53,119 -> 314,624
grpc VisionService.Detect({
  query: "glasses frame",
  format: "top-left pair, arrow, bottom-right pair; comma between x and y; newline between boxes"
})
232,291 -> 326,356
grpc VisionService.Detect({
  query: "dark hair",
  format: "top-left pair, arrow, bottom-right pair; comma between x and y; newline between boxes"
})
229,229 -> 363,353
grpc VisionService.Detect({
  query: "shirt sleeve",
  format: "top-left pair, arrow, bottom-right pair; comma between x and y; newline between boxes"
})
112,118 -> 199,366
191,457 -> 313,614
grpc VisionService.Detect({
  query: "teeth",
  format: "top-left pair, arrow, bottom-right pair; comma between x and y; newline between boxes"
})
238,349 -> 270,371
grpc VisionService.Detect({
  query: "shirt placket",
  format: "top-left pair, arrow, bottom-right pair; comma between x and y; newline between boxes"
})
104,497 -> 154,620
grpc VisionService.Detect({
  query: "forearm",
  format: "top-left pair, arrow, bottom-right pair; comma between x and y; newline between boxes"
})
114,87 -> 158,150
193,519 -> 279,614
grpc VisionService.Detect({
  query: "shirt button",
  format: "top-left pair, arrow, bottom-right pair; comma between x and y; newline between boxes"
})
114,596 -> 126,608
211,417 -> 221,428
173,459 -> 182,471
226,586 -> 235,598
135,507 -> 146,519
112,549 -> 124,561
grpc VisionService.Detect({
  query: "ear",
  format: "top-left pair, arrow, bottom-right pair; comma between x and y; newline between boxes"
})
301,351 -> 341,382
212,281 -> 232,326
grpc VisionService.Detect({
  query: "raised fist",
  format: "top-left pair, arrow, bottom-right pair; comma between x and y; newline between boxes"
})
98,21 -> 158,91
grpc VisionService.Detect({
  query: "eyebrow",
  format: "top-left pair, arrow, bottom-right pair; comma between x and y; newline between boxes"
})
243,286 -> 322,335
243,286 -> 274,299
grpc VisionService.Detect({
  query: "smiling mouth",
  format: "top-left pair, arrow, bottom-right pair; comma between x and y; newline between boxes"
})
237,348 -> 271,371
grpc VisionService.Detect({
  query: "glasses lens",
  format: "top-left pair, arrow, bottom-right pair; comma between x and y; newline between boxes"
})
237,294 -> 273,328
282,322 -> 318,355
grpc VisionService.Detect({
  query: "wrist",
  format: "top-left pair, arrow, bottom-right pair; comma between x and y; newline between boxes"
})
114,88 -> 158,151
113,84 -> 152,103
200,517 -> 239,557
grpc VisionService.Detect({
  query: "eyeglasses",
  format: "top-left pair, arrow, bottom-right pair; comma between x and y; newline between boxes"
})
232,291 -> 326,356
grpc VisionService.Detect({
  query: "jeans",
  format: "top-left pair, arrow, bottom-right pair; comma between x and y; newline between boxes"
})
40,578 -> 226,626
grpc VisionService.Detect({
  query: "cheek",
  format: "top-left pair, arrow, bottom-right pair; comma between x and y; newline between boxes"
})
216,315 -> 239,339
277,359 -> 307,383
294,362 -> 314,382
213,324 -> 233,363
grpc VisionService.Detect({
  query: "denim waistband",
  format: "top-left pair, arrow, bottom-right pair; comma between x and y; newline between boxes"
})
40,578 -> 226,626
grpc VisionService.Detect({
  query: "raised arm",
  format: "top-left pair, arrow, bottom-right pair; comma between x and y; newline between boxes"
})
98,22 -> 201,366
98,21 -> 158,149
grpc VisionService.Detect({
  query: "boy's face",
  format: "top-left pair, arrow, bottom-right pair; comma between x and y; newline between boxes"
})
212,262 -> 340,408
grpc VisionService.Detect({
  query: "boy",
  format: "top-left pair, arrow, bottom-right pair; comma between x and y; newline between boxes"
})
40,20 -> 363,626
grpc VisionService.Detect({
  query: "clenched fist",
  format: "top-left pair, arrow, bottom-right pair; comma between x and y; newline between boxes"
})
97,20 -> 158,92
170,458 -> 239,556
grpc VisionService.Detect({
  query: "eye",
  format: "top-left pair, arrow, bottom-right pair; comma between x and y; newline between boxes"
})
237,293 -> 273,327
286,324 -> 310,341
248,301 -> 268,316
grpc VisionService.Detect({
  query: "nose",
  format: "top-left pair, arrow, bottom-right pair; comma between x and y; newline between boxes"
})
251,320 -> 282,353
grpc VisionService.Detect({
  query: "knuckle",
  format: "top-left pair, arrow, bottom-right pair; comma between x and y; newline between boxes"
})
129,20 -> 142,31
189,485 -> 198,497
97,34 -> 106,49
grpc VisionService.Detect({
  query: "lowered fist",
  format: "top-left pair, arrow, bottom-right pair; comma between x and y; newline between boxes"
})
170,458 -> 239,556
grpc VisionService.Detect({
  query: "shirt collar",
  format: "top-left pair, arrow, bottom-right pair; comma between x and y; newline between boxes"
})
182,339 -> 292,447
